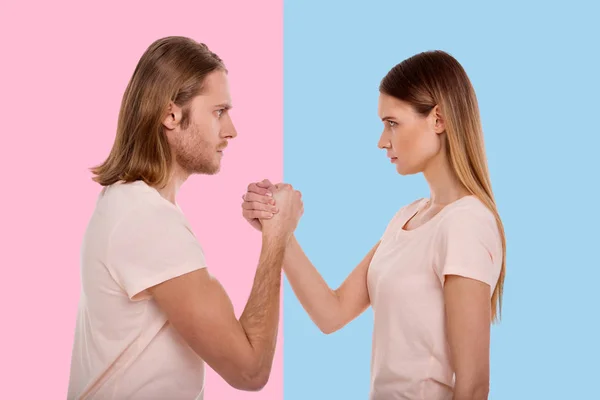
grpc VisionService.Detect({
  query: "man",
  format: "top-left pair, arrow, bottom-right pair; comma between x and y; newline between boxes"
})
67,36 -> 303,399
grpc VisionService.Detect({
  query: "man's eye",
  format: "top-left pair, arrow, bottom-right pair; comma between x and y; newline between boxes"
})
217,109 -> 224,117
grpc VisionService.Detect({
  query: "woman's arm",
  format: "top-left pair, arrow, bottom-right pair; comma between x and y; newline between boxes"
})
241,179 -> 379,334
284,236 -> 379,334
444,275 -> 491,400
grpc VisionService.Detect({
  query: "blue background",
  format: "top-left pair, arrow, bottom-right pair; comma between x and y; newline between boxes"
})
283,1 -> 600,399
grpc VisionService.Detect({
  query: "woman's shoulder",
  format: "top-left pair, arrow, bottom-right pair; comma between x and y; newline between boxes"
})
440,195 -> 497,226
435,195 -> 502,253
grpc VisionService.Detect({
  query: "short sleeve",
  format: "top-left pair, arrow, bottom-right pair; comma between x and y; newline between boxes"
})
108,205 -> 207,300
433,207 -> 502,293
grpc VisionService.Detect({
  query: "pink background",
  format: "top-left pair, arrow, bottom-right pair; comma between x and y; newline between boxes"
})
0,1 -> 283,398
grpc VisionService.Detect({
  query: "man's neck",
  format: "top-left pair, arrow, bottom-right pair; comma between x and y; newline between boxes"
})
155,164 -> 189,205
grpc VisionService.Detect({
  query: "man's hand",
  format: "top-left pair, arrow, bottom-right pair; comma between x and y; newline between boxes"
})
261,183 -> 303,242
242,179 -> 278,231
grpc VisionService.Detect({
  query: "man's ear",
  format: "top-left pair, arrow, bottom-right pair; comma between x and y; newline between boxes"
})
162,101 -> 183,131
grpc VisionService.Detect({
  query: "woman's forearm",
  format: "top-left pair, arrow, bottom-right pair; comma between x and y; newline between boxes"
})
283,236 -> 377,334
283,235 -> 343,333
453,380 -> 489,400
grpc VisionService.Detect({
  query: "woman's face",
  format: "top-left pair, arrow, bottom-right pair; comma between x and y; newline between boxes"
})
377,93 -> 443,175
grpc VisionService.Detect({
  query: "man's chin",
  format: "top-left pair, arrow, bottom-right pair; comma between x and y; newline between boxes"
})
205,166 -> 220,175
191,162 -> 220,176
209,160 -> 221,175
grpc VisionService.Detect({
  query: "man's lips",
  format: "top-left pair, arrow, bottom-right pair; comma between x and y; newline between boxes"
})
217,143 -> 228,152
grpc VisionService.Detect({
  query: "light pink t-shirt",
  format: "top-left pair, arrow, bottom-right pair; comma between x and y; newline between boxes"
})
367,196 -> 502,400
68,181 -> 207,400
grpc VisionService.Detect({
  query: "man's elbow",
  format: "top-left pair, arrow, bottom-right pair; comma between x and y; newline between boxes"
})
239,374 -> 269,392
230,366 -> 270,391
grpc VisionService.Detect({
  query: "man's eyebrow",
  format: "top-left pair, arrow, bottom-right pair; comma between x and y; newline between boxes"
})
215,103 -> 232,110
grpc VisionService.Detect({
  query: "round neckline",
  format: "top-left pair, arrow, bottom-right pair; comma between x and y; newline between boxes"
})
399,195 -> 476,234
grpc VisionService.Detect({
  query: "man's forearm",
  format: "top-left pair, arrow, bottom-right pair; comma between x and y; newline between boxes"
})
238,232 -> 286,383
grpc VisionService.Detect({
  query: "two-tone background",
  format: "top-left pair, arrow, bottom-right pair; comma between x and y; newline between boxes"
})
1,1 -> 598,399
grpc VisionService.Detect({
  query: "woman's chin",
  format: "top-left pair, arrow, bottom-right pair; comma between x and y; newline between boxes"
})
395,163 -> 419,176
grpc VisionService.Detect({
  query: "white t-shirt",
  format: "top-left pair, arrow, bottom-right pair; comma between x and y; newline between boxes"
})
367,196 -> 502,400
68,180 -> 207,399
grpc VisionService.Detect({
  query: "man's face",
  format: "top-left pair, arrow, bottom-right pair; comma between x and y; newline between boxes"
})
167,69 -> 237,175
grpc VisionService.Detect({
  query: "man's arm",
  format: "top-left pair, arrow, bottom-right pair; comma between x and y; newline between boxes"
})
148,231 -> 285,391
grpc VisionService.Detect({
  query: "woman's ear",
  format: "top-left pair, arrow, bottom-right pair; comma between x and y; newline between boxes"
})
432,105 -> 445,134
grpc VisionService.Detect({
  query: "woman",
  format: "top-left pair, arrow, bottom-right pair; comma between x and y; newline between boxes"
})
242,50 -> 505,400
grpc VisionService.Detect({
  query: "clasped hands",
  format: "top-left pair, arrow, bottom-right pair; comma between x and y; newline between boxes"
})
241,179 -> 303,237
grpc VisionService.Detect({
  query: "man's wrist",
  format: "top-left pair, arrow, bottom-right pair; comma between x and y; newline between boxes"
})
261,228 -> 288,249
262,225 -> 289,243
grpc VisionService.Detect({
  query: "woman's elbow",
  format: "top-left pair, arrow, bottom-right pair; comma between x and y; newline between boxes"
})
470,383 -> 489,400
317,320 -> 342,335
454,379 -> 489,400
313,314 -> 346,334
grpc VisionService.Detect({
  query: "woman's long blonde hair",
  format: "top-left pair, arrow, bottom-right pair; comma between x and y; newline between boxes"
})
91,36 -> 226,188
380,50 -> 506,322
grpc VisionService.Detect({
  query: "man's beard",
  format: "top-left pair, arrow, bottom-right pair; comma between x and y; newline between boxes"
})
173,133 -> 221,176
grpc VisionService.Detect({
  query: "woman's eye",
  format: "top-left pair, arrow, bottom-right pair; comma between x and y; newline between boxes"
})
388,120 -> 397,127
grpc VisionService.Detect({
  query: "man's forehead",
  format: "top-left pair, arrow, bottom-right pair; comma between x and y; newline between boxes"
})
203,70 -> 228,90
198,70 -> 232,104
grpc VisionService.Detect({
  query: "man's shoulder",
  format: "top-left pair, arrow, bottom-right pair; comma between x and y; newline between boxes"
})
96,180 -> 186,232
